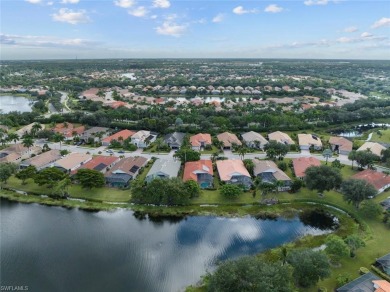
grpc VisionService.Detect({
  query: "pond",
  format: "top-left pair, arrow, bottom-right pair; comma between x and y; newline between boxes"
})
0,95 -> 33,113
0,200 -> 335,292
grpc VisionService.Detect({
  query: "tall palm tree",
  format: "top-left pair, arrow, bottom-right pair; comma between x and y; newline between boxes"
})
22,136 -> 34,155
348,150 -> 357,170
7,133 -> 19,144
31,123 -> 42,137
238,145 -> 248,160
322,148 -> 333,165
54,133 -> 65,150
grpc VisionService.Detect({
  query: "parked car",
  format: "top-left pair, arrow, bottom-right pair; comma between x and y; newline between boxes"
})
118,150 -> 125,154
105,149 -> 114,154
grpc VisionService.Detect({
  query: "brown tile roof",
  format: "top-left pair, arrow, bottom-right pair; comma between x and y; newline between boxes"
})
54,153 -> 92,170
352,169 -> 390,191
20,149 -> 61,168
190,133 -> 212,147
298,134 -> 322,147
217,132 -> 242,147
292,157 -> 321,178
102,129 -> 136,144
105,156 -> 148,177
268,131 -> 295,145
253,160 -> 291,181
216,159 -> 250,181
329,136 -> 353,152
357,142 -> 387,157
183,160 -> 213,182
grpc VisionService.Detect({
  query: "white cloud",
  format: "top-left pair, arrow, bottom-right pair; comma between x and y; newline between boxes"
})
212,13 -> 224,23
337,37 -> 354,43
344,26 -> 358,33
156,21 -> 186,37
61,0 -> 79,3
264,4 -> 283,13
129,6 -> 148,17
371,17 -> 390,29
47,1 -> 54,5
304,0 -> 328,6
25,0 -> 42,4
233,6 -> 257,15
52,8 -> 90,24
153,0 -> 170,8
114,0 -> 135,8
361,32 -> 373,38
150,15 -> 158,19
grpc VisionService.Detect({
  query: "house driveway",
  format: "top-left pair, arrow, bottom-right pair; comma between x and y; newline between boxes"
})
300,149 -> 311,156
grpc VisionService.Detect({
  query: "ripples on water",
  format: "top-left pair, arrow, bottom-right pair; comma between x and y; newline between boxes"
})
1,200 -> 333,292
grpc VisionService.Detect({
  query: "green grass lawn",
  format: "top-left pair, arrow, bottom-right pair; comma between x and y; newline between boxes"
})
200,145 -> 221,154
371,128 -> 390,144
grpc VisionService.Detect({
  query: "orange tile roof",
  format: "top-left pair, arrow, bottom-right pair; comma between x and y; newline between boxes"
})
292,157 -> 321,178
352,169 -> 390,191
102,129 -> 135,143
373,280 -> 390,292
76,155 -> 120,173
183,160 -> 213,182
190,133 -> 212,147
329,136 -> 353,152
216,159 -> 250,181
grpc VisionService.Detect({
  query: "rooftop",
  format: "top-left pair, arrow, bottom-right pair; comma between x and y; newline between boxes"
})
183,160 -> 213,182
292,156 -> 321,178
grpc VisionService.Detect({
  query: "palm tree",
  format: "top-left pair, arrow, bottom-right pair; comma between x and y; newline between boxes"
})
7,133 -> 19,144
322,148 -> 333,165
54,133 -> 65,150
211,151 -> 219,163
22,136 -> 34,155
348,150 -> 357,170
31,123 -> 42,137
238,145 -> 248,160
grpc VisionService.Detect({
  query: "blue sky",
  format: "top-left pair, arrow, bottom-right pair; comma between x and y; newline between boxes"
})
1,0 -> 389,59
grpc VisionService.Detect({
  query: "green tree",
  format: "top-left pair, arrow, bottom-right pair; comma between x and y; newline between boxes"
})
340,179 -> 377,208
7,132 -> 19,144
348,150 -> 357,169
322,148 -> 333,165
53,133 -> 65,150
220,184 -> 242,198
359,200 -> 382,218
22,135 -> 34,154
74,169 -> 105,189
52,178 -> 72,198
287,249 -> 331,288
354,151 -> 379,169
325,235 -> 350,263
344,235 -> 365,258
207,256 -> 293,292
15,166 -> 37,185
243,159 -> 254,176
237,145 -> 248,160
42,143 -> 51,152
31,123 -> 42,137
304,165 -> 342,195
264,141 -> 289,160
290,179 -> 303,193
184,179 -> 201,198
331,159 -> 343,169
34,167 -> 67,188
174,148 -> 200,163
0,163 -> 18,187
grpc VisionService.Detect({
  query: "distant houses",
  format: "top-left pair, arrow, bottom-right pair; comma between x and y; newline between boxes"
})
80,127 -> 110,143
216,159 -> 252,189
105,156 -> 147,188
241,131 -> 268,149
0,144 -> 41,164
268,131 -> 295,145
357,142 -> 386,157
190,133 -> 212,151
145,158 -> 181,183
183,160 -> 213,189
217,132 -> 242,150
298,134 -> 322,150
253,159 -> 291,191
329,136 -> 353,155
52,123 -> 85,141
292,157 -> 321,179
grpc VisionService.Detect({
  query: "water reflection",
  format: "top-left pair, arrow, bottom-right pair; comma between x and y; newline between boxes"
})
0,95 -> 33,113
1,200 -> 334,292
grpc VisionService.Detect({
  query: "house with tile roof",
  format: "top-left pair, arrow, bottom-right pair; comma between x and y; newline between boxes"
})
253,159 -> 291,191
217,132 -> 242,150
80,127 -> 110,143
190,133 -> 212,151
216,159 -> 252,189
292,157 -> 321,179
131,130 -> 157,148
352,169 -> 390,194
105,156 -> 148,188
183,160 -> 213,189
164,132 -> 185,149
329,136 -> 353,155
19,149 -> 61,171
53,153 -> 92,173
0,144 -> 41,164
75,155 -> 120,174
145,158 -> 181,183
52,123 -> 85,140
268,131 -> 295,145
102,129 -> 136,146
357,142 -> 387,157
241,131 -> 268,149
298,133 -> 322,150
336,272 -> 381,292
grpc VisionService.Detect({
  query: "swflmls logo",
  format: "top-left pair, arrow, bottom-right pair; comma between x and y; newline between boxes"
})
1,286 -> 28,291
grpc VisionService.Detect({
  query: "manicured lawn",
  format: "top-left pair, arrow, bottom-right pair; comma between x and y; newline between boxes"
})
200,145 -> 221,154
143,143 -> 171,154
371,128 -> 390,144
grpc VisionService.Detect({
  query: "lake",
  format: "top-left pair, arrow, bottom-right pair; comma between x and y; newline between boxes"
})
0,95 -> 33,113
0,200 -> 333,292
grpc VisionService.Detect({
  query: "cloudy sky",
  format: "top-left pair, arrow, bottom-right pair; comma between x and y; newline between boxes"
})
1,0 -> 389,59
